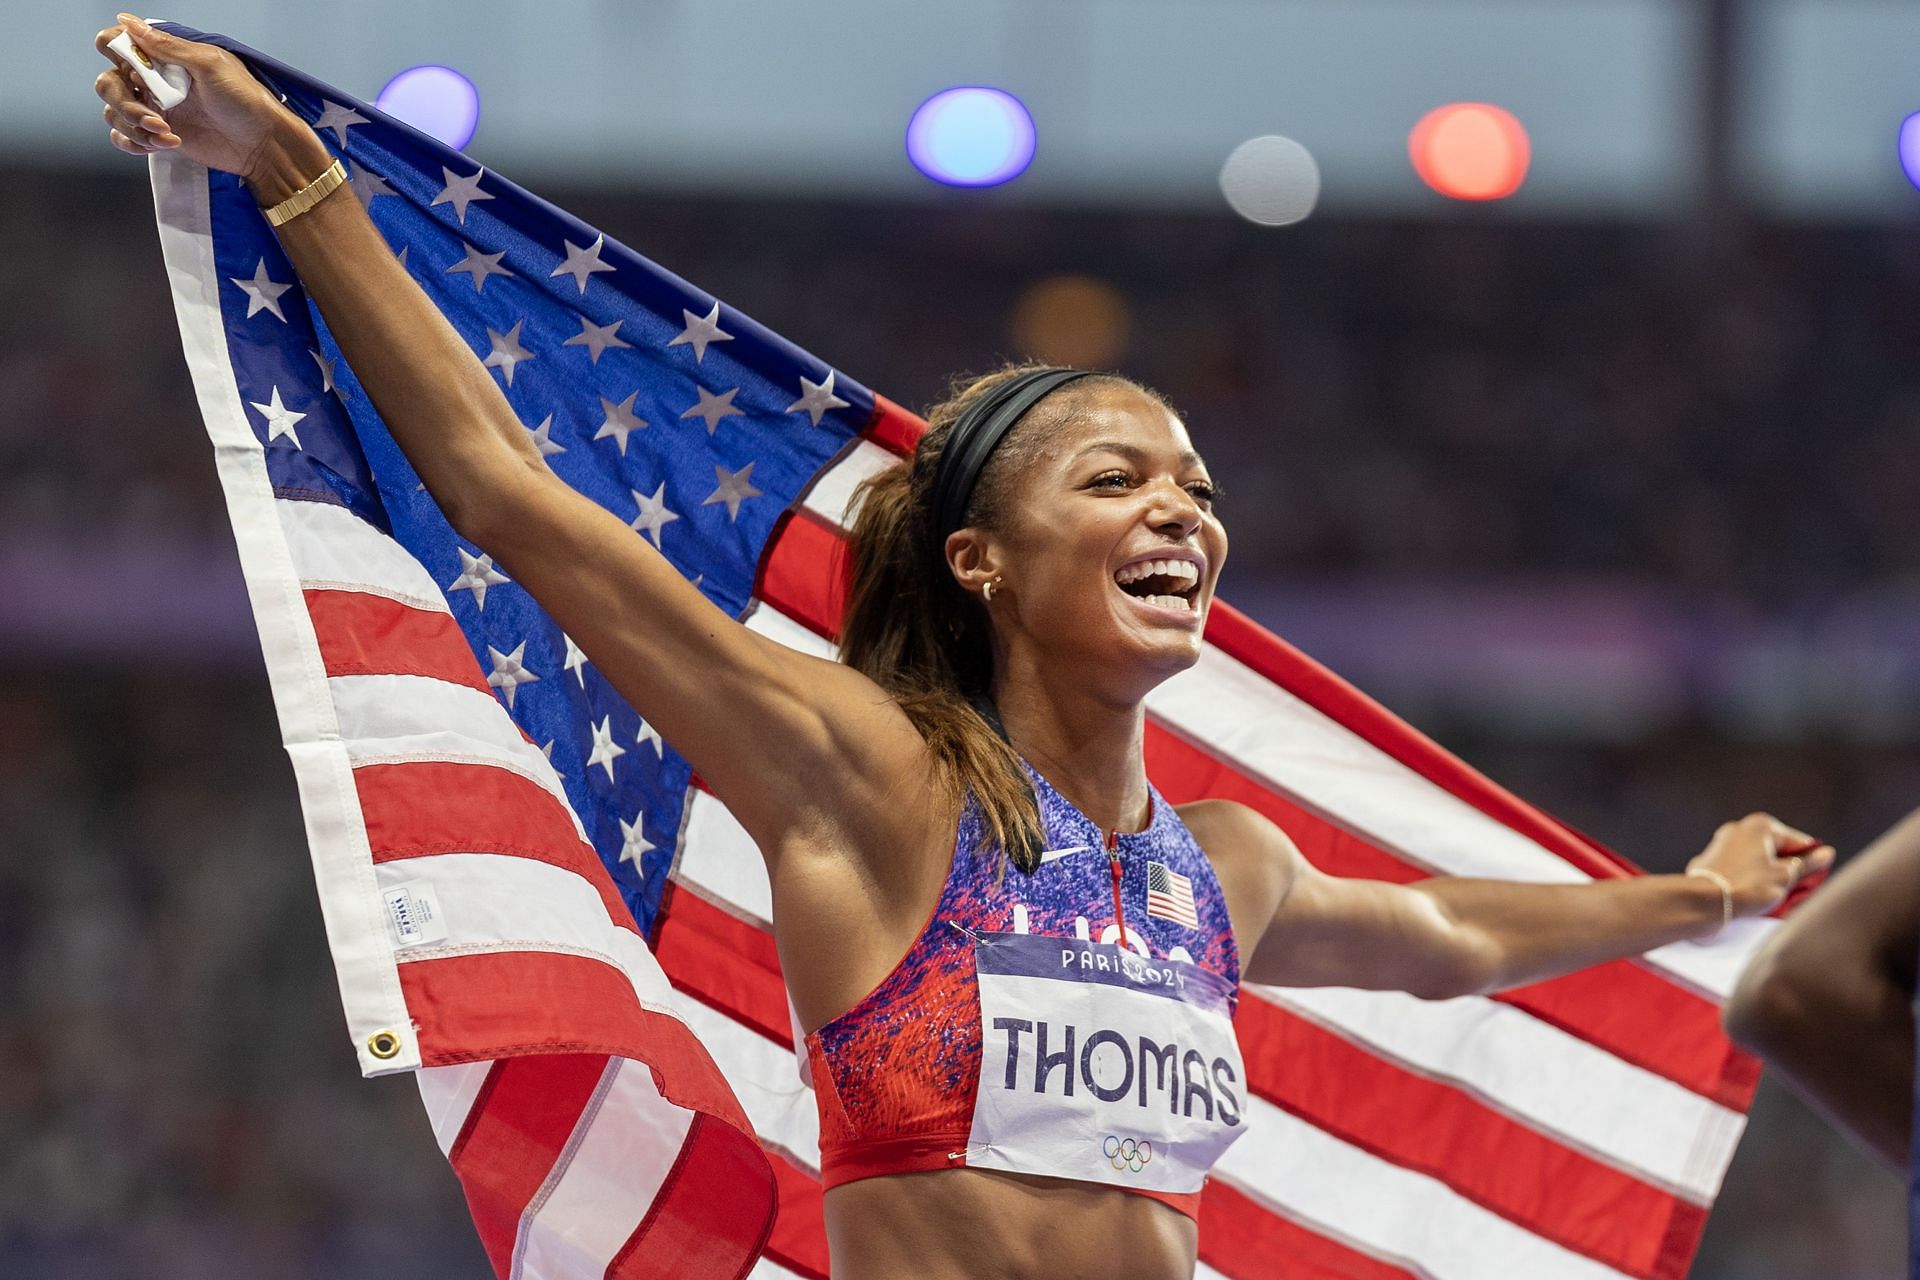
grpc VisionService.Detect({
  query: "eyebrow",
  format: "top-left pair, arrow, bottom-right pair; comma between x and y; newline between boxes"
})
1073,440 -> 1206,470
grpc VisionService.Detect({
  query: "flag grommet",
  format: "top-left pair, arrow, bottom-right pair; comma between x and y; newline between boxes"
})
367,1029 -> 403,1060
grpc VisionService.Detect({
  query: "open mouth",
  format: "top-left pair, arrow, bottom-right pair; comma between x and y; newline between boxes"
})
1113,557 -> 1202,614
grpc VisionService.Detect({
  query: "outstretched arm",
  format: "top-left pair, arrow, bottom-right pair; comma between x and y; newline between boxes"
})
94,18 -> 930,866
1193,802 -> 1827,999
1722,809 -> 1920,1170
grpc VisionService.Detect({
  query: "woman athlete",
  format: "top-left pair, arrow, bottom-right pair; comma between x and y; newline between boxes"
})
98,17 -> 1834,1279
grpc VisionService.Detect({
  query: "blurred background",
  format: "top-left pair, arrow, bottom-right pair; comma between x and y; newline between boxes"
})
4,0 -> 1918,1275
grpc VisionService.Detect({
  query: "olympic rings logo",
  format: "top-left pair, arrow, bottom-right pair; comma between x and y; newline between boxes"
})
1102,1134 -> 1153,1173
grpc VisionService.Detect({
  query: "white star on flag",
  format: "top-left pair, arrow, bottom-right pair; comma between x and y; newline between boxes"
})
447,547 -> 510,610
629,482 -> 681,547
667,302 -> 733,363
636,717 -> 664,758
313,100 -> 370,147
485,641 -> 541,709
562,632 -> 589,686
249,386 -> 307,448
618,813 -> 657,865
526,414 -> 566,458
586,715 -> 626,782
230,258 -> 293,321
348,160 -> 395,208
594,392 -> 648,455
703,461 -> 763,521
679,385 -> 745,435
564,315 -> 631,364
550,234 -> 615,294
447,242 -> 513,293
786,370 -> 850,426
432,166 -> 494,225
310,348 -> 344,398
483,319 -> 535,386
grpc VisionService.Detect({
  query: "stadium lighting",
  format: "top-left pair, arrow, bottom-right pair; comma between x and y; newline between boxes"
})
906,87 -> 1037,188
1409,103 -> 1530,202
376,65 -> 481,150
1900,112 -> 1920,191
1219,134 -> 1322,226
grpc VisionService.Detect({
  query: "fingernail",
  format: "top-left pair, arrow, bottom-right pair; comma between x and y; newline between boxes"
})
141,117 -> 165,133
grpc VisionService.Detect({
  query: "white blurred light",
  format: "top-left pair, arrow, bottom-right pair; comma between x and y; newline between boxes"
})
377,65 -> 481,150
1219,134 -> 1321,227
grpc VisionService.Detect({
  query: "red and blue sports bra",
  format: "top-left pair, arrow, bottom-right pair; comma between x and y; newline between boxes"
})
804,764 -> 1246,1218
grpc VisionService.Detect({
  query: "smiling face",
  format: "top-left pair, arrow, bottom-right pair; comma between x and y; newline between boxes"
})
943,381 -> 1227,702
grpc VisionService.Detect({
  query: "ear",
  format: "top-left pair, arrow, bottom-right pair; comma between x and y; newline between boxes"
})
943,527 -> 1005,598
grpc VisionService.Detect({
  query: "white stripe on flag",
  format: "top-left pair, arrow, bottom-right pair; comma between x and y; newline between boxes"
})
797,437 -> 897,529
417,1060 -> 493,1156
677,997 -> 822,1174
376,853 -> 681,1012
329,673 -> 584,840
277,496 -> 453,613
511,1056 -> 696,1280
1217,1100 -> 1637,1280
1148,643 -> 1772,999
679,790 -> 775,929
1262,984 -> 1744,1202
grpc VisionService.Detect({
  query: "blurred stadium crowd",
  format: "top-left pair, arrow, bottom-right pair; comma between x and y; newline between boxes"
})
2,164 -> 1914,1276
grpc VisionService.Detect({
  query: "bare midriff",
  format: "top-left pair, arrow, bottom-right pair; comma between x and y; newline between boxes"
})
823,1167 -> 1199,1280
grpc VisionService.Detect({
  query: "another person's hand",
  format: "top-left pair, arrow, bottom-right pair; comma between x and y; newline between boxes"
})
1687,812 -> 1833,917
93,14 -> 314,189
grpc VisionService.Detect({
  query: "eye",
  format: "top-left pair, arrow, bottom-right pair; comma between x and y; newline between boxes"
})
1186,481 -> 1220,506
1088,470 -> 1133,490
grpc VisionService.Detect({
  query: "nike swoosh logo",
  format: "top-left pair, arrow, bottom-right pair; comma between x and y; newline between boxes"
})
1039,845 -> 1092,864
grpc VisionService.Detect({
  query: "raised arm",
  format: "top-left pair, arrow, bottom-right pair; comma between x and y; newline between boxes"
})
95,18 -> 931,867
1191,801 -> 1828,999
1722,809 -> 1920,1170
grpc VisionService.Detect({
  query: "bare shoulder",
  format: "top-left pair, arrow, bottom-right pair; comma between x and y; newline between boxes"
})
1175,798 -> 1306,943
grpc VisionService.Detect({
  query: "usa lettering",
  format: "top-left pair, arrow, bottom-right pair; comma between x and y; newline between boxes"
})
991,1017 -> 1242,1126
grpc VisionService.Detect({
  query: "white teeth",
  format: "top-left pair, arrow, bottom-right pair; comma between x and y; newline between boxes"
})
1114,558 -> 1200,586
1139,594 -> 1193,612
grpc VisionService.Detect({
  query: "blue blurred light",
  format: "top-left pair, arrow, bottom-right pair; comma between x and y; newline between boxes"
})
376,65 -> 481,150
1900,112 -> 1920,191
906,87 -> 1036,187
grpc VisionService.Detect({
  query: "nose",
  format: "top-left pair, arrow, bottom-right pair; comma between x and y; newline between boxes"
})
1147,478 -> 1203,539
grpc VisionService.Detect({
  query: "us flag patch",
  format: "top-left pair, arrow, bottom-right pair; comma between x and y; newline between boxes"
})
1146,861 -> 1199,929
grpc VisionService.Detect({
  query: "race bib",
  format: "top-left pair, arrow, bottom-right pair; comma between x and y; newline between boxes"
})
966,932 -> 1246,1193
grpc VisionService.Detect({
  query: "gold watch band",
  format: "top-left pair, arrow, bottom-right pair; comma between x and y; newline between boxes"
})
262,157 -> 348,227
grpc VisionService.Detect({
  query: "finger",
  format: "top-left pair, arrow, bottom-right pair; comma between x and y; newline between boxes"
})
103,101 -> 178,149
108,126 -> 153,156
117,13 -> 215,70
94,23 -> 126,59
1768,819 -> 1819,852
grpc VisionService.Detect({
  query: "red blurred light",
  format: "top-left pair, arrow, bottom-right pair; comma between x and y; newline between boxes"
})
1409,103 -> 1531,201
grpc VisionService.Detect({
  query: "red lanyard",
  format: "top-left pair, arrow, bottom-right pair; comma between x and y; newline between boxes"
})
1106,828 -> 1128,944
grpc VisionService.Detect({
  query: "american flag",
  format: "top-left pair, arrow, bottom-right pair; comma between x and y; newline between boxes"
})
149,25 -> 1785,1280
1148,860 -> 1201,929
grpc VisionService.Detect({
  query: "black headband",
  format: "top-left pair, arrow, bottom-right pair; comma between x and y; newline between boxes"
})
930,367 -> 1092,548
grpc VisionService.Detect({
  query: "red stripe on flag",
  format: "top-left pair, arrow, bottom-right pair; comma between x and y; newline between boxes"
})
761,1147 -> 833,1279
655,881 -> 795,1049
1199,1178 -> 1416,1280
353,759 -> 633,930
608,1112 -> 779,1279
305,588 -> 490,691
757,514 -> 1749,1106
1235,997 -> 1703,1279
864,393 -> 925,456
400,950 -> 756,1137
446,1054 -> 613,1275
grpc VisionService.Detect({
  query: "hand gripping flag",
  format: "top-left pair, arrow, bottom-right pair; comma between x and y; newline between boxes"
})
148,25 -> 1788,1280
